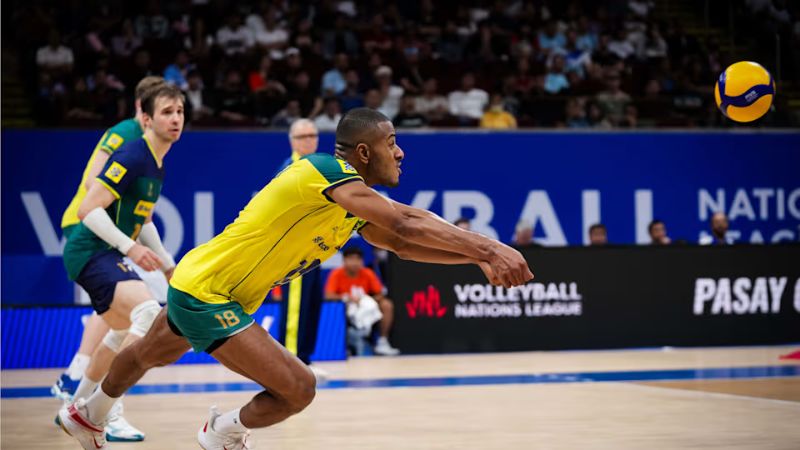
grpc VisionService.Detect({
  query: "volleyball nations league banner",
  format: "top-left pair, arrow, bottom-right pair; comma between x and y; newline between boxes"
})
388,245 -> 800,353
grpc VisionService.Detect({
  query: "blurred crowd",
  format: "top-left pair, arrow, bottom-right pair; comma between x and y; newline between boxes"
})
8,0 -> 800,129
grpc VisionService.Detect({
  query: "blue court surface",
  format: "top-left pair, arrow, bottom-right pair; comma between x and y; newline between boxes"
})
3,364 -> 798,399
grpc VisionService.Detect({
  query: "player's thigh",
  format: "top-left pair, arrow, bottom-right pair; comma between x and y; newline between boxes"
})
76,250 -> 149,322
131,307 -> 191,367
212,323 -> 314,397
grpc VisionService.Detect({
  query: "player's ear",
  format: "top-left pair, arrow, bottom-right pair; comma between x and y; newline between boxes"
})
356,143 -> 370,164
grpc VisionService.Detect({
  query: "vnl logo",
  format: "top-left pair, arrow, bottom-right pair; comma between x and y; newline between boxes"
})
406,285 -> 447,319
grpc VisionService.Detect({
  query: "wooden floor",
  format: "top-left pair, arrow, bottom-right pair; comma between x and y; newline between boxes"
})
2,346 -> 799,449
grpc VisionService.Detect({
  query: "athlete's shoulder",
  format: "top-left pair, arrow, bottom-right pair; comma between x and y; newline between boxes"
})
100,118 -> 142,154
302,153 -> 361,184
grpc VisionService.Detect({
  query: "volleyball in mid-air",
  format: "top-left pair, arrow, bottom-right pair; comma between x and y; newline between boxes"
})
714,61 -> 775,123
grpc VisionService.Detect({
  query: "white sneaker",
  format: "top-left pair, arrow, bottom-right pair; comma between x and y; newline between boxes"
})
309,365 -> 329,385
374,338 -> 400,356
105,400 -> 145,442
198,406 -> 253,450
57,398 -> 108,449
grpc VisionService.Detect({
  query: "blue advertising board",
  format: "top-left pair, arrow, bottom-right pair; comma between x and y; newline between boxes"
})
2,129 -> 799,305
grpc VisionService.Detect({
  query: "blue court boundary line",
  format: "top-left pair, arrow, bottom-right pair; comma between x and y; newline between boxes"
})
2,365 -> 799,399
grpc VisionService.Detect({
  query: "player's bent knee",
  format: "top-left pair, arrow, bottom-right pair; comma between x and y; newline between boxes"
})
287,369 -> 316,413
101,328 -> 128,353
129,300 -> 161,337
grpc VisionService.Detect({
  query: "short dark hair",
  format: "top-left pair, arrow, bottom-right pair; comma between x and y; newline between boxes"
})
135,76 -> 165,101
589,223 -> 606,233
648,219 -> 664,233
141,84 -> 184,117
342,246 -> 363,258
335,107 -> 391,154
454,217 -> 470,226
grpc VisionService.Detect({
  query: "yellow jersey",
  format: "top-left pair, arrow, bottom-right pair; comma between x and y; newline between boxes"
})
61,118 -> 142,229
171,153 -> 366,314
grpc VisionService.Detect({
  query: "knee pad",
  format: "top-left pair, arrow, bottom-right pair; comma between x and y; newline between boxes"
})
102,329 -> 128,353
129,300 -> 161,337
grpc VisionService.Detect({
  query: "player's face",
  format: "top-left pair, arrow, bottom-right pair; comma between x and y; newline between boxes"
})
149,96 -> 185,143
370,121 -> 404,187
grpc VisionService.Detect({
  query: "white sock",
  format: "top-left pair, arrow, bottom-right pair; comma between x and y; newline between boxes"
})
73,376 -> 99,402
66,354 -> 91,380
377,336 -> 390,346
86,386 -> 119,424
213,408 -> 248,434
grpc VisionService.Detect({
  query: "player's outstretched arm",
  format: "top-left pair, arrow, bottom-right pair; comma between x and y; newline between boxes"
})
360,223 -> 503,285
77,183 -> 163,271
328,181 -> 533,287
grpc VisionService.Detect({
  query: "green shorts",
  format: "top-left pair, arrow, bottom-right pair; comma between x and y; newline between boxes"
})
166,286 -> 254,353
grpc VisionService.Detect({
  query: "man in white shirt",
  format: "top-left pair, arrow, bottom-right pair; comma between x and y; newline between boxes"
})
375,65 -> 404,120
216,14 -> 254,56
313,98 -> 342,131
448,72 -> 489,122
37,30 -> 74,74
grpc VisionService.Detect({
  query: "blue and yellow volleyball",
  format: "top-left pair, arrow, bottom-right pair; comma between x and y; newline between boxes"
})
714,61 -> 776,123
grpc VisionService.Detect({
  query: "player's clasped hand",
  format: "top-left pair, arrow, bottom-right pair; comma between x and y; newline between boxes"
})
482,243 -> 534,288
128,243 -> 163,272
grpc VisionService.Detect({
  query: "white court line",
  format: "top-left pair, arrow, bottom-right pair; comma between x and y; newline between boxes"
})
616,379 -> 800,410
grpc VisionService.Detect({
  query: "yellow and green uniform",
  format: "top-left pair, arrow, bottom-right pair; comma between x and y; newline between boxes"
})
168,153 -> 366,352
63,137 -> 165,281
62,118 -> 142,238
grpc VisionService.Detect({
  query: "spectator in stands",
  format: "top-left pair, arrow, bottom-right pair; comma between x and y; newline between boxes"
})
134,0 -> 169,40
321,14 -> 359,59
375,65 -> 404,119
271,99 -> 302,128
415,78 -> 449,122
481,93 -> 517,129
325,247 -> 400,356
595,72 -> 631,125
700,212 -> 733,245
313,97 -> 342,131
214,69 -> 254,124
544,55 -> 570,94
163,50 -> 194,91
364,88 -> 383,111
608,29 -> 636,60
321,53 -> 349,96
642,26 -> 668,61
561,31 -> 593,78
565,97 -> 590,128
111,19 -> 142,58
538,19 -> 566,55
448,72 -> 489,124
648,220 -> 671,245
576,16 -> 599,52
338,69 -> 365,112
393,96 -> 427,128
629,0 -> 655,18
216,13 -> 254,56
587,101 -> 613,129
396,47 -> 426,94
454,218 -> 471,231
287,71 -> 323,118
588,223 -> 608,246
185,70 -> 213,122
253,6 -> 289,56
36,30 -> 74,76
362,14 -> 394,55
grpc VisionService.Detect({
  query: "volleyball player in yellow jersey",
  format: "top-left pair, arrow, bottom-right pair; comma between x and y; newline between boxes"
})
53,76 -> 166,443
60,108 -> 533,450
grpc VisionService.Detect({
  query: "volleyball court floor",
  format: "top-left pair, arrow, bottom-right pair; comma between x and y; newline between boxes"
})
3,345 -> 799,449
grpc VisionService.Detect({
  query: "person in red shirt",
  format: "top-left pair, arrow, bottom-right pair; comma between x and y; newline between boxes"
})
325,247 -> 399,356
